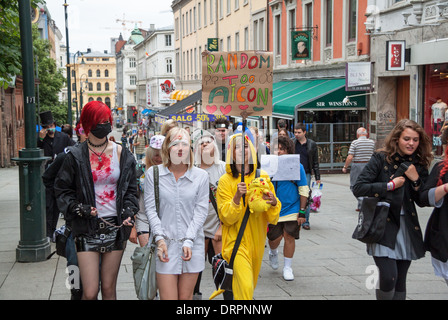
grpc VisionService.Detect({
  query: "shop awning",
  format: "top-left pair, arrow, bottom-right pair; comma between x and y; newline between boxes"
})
158,90 -> 202,117
273,78 -> 367,117
141,109 -> 157,115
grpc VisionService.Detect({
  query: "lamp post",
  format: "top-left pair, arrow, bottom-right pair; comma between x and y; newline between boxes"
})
71,51 -> 85,121
13,0 -> 51,262
64,0 -> 72,125
79,74 -> 89,114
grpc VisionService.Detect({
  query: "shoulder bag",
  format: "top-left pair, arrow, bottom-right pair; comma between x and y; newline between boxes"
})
352,162 -> 410,244
211,169 -> 259,292
131,165 -> 160,300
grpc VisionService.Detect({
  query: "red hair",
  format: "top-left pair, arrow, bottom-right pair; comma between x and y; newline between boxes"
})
437,148 -> 448,186
80,101 -> 113,135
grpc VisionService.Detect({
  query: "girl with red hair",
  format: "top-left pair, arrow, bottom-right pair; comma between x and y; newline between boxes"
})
55,101 -> 139,300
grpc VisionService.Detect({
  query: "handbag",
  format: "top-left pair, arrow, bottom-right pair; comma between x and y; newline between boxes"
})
130,165 -> 160,300
352,196 -> 390,244
352,162 -> 410,244
211,205 -> 250,292
211,169 -> 259,292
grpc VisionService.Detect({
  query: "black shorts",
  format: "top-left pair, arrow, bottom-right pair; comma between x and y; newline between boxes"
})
267,220 -> 301,240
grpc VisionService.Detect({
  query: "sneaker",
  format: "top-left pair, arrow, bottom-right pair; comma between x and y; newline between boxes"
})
269,251 -> 279,270
283,267 -> 294,281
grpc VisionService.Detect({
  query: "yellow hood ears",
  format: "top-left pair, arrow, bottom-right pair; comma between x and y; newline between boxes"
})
225,133 -> 258,175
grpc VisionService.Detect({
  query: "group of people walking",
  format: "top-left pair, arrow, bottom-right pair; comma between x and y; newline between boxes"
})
41,100 -> 448,300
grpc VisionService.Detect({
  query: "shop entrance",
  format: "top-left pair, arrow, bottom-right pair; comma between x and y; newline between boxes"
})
297,110 -> 366,169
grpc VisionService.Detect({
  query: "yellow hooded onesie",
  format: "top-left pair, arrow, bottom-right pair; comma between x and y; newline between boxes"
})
210,133 -> 281,300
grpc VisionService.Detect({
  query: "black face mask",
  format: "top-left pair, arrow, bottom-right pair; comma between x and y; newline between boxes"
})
90,122 -> 111,139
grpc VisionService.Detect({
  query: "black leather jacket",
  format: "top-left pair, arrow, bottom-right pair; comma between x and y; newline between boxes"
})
352,151 -> 429,258
292,137 -> 320,181
54,142 -> 139,240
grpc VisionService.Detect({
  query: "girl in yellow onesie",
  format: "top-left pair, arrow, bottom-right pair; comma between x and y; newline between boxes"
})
210,132 -> 281,300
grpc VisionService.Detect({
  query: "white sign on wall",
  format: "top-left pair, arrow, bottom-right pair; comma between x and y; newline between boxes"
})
345,62 -> 372,91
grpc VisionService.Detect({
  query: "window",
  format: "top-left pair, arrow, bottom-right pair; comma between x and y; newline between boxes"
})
348,0 -> 357,42
198,3 -> 201,28
71,70 -> 75,77
219,0 -> 223,18
204,0 -> 207,25
88,69 -> 92,77
130,75 -> 136,85
105,69 -> 109,77
129,57 -> 136,68
166,58 -> 173,73
96,97 -> 102,102
102,58 -> 109,61
227,36 -> 231,51
305,2 -> 313,28
105,82 -> 110,91
88,82 -> 93,91
244,27 -> 249,50
253,20 -> 258,49
210,0 -> 214,23
96,69 -> 101,77
72,83 -> 76,91
165,35 -> 172,46
190,9 -> 193,33
326,0 -> 333,46
235,32 -> 240,51
97,82 -> 101,91
175,18 -> 179,39
88,97 -> 94,102
227,0 -> 231,15
186,12 -> 189,34
274,15 -> 281,55
105,97 -> 111,108
194,6 -> 197,31
235,0 -> 239,10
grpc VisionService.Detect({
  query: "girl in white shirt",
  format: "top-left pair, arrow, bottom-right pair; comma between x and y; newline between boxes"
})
144,127 -> 209,300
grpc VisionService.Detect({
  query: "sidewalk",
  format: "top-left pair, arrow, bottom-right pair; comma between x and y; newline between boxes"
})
0,166 -> 447,300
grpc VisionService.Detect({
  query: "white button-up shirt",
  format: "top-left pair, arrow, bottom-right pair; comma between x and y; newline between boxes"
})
144,164 -> 209,274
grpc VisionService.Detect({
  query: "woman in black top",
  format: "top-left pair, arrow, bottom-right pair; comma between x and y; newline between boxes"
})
353,119 -> 432,300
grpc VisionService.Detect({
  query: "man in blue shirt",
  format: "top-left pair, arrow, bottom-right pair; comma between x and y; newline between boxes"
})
267,136 -> 309,281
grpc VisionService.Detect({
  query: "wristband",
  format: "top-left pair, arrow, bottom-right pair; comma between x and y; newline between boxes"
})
387,181 -> 395,191
39,137 -> 44,141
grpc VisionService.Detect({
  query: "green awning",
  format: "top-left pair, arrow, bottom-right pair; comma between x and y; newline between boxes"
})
273,78 -> 367,117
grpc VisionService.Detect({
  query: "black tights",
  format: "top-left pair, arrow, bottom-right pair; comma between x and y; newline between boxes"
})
373,256 -> 411,292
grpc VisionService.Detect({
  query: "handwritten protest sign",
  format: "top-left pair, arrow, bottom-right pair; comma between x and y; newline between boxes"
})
202,51 -> 273,117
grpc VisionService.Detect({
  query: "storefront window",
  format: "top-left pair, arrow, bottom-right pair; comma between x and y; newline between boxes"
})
424,63 -> 448,155
297,110 -> 366,168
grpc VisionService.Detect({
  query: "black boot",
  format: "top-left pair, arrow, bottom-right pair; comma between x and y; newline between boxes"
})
392,291 -> 406,300
71,289 -> 83,300
375,289 -> 394,300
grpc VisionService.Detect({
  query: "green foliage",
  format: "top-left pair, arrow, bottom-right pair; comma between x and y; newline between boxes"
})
32,24 -> 67,125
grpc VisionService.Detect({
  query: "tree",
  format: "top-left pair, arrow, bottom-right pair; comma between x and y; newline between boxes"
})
32,24 -> 67,126
0,0 -> 42,88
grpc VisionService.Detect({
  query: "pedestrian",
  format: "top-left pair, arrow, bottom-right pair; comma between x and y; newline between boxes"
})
271,118 -> 294,141
210,132 -> 281,300
38,110 -> 75,238
419,146 -> 448,286
213,117 -> 231,162
121,132 -> 128,149
130,135 -> 165,248
353,119 -> 432,300
292,123 -> 321,230
191,128 -> 226,299
41,121 -> 87,300
144,127 -> 209,300
54,101 -> 139,300
342,127 -> 375,211
133,129 -> 147,160
267,136 -> 309,281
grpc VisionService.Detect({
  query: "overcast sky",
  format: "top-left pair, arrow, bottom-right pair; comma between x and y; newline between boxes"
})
43,0 -> 174,53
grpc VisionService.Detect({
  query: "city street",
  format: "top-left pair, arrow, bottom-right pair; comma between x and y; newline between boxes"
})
1,151 -> 447,300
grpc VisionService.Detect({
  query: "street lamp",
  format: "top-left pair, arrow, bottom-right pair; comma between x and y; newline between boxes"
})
71,51 -> 85,121
79,74 -> 89,114
63,0 -> 72,125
